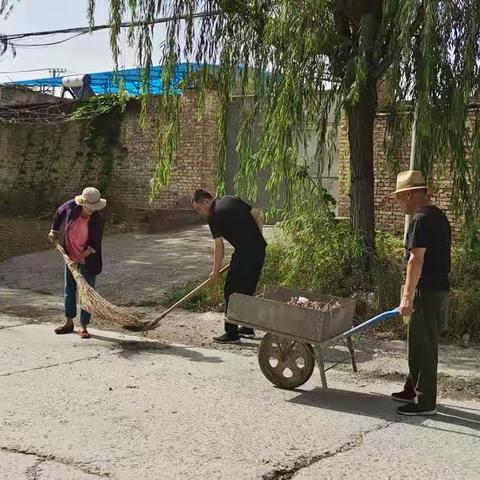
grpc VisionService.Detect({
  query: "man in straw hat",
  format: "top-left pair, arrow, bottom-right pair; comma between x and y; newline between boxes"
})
48,187 -> 107,339
387,171 -> 451,416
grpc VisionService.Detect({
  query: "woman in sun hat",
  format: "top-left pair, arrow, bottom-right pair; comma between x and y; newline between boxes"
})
48,187 -> 106,339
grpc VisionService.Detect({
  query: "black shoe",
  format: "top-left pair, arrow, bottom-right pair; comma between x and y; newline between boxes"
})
397,404 -> 437,416
238,326 -> 255,338
213,333 -> 241,344
391,390 -> 415,404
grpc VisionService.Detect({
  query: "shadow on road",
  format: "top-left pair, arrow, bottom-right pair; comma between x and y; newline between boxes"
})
288,388 -> 480,437
89,333 -> 224,364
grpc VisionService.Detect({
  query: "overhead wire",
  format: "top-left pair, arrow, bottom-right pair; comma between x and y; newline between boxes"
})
10,32 -> 88,48
1,9 -> 221,42
0,67 -> 67,74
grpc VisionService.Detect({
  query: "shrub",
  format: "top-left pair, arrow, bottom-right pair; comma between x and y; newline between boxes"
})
448,248 -> 480,341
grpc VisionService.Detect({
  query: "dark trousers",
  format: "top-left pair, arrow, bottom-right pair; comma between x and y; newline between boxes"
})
403,289 -> 450,409
64,265 -> 96,326
224,245 -> 266,338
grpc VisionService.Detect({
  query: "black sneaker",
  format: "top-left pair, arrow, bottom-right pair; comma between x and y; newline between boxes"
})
213,333 -> 241,344
238,326 -> 255,338
391,390 -> 415,404
397,404 -> 437,416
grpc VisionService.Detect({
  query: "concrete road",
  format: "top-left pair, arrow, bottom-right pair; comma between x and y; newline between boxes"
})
1,314 -> 479,480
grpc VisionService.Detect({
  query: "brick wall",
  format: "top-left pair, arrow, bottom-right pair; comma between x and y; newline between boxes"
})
336,115 -> 351,219
0,91 -> 219,222
337,113 -> 462,238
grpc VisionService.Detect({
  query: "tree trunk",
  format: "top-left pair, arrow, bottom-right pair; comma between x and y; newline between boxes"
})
345,82 -> 377,258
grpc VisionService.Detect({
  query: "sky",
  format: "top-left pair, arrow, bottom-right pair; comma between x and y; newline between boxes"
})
0,0 -> 168,84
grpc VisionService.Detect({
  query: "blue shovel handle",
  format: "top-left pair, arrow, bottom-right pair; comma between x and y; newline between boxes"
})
342,308 -> 401,338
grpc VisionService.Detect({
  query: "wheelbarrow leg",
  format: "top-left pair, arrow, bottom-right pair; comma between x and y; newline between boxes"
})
346,336 -> 358,373
313,345 -> 328,389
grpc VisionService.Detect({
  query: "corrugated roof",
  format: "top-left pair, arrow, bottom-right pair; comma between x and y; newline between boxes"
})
10,63 -> 210,95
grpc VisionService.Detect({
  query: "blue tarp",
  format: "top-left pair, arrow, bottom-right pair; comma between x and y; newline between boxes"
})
10,63 -> 209,95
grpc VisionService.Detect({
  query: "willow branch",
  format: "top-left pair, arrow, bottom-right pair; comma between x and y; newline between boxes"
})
372,3 -> 425,79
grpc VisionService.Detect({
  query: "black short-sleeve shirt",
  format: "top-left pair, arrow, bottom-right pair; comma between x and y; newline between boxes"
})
404,205 -> 451,290
208,196 -> 267,252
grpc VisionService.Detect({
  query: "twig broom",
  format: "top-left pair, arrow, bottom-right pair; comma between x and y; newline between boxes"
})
55,243 -> 229,332
55,243 -> 144,329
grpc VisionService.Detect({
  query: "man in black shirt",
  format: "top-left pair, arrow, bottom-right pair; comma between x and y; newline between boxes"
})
192,190 -> 267,343
389,171 -> 451,416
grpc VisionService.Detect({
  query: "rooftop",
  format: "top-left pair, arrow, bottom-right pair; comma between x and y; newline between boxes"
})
9,63 -> 210,96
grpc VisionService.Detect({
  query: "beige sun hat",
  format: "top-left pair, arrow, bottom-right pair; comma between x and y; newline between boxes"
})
75,187 -> 107,210
386,170 -> 427,197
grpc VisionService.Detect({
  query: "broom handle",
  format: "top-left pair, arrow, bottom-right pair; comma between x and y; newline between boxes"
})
147,264 -> 230,328
54,242 -> 78,270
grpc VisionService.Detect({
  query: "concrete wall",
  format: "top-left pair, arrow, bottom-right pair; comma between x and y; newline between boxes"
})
0,85 -> 60,105
225,96 -> 340,215
225,96 -> 274,209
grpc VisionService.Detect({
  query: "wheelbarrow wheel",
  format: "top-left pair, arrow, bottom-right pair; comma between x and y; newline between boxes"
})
258,333 -> 315,389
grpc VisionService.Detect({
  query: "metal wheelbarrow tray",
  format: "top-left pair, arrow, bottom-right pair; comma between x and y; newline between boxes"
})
226,286 -> 358,390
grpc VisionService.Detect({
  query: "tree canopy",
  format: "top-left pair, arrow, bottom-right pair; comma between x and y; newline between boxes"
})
2,1 -> 480,249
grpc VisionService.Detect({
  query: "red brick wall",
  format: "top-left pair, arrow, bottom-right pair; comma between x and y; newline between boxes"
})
337,115 -> 351,219
0,91 -> 219,218
108,91 -> 219,212
337,113 -> 462,238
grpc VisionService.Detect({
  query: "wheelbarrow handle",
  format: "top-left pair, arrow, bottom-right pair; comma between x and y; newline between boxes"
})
342,308 -> 401,338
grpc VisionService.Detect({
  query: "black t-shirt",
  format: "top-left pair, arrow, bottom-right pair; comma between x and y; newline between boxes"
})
404,205 -> 451,290
208,196 -> 267,252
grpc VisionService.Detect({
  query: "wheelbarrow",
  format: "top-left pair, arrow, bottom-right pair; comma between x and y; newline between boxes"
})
226,285 -> 399,389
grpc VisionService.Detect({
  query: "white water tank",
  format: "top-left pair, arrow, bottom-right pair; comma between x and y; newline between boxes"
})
62,74 -> 92,88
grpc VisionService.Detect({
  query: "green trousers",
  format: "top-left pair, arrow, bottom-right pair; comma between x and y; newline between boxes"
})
404,289 -> 450,409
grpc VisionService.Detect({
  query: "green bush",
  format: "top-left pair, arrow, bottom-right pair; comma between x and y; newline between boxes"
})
261,197 -> 367,297
448,248 -> 480,341
168,280 -> 226,313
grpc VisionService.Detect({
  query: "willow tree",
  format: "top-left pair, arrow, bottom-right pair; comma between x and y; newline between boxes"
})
3,1 -> 479,252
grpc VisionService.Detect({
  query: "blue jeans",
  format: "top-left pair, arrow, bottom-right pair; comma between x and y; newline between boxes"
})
64,265 -> 96,326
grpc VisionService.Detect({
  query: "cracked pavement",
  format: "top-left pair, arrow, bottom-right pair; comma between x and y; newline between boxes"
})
1,446 -> 107,479
1,227 -> 479,479
0,313 -> 479,480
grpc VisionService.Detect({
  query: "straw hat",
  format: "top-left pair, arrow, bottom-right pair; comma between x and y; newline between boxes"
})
386,170 -> 427,197
75,187 -> 107,210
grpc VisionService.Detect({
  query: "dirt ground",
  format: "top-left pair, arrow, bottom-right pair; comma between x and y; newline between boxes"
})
0,224 -> 227,306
